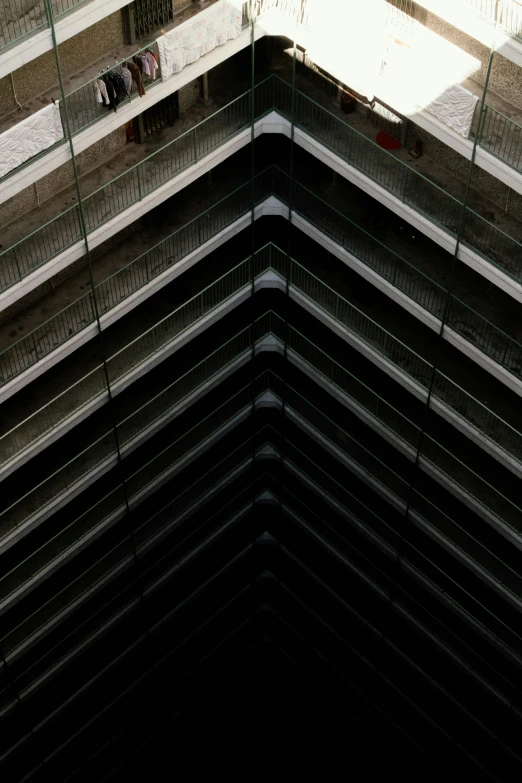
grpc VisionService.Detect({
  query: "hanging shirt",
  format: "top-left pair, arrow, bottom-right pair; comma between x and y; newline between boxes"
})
93,81 -> 103,104
121,65 -> 133,95
146,51 -> 158,81
139,53 -> 150,76
127,61 -> 146,97
102,75 -> 118,111
97,79 -> 109,107
110,71 -> 128,102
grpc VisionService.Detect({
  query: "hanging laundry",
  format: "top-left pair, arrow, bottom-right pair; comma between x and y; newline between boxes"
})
97,78 -> 109,107
145,50 -> 158,81
139,52 -> 150,77
126,61 -> 146,97
110,71 -> 128,102
93,81 -> 103,104
121,65 -> 133,95
102,74 -> 118,111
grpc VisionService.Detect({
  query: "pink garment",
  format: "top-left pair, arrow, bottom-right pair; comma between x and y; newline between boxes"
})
146,51 -> 158,81
139,53 -> 150,77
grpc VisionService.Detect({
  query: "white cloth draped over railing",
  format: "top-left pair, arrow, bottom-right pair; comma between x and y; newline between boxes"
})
156,0 -> 243,82
425,83 -> 479,137
0,102 -> 64,179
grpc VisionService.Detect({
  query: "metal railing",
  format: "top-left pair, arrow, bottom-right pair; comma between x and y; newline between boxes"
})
0,172 -> 273,388
0,0 -> 93,54
5,158 -> 522,413
270,168 -> 522,381
285,441 -> 522,687
0,330 -> 265,634
455,0 -> 522,40
4,74 -> 522,300
478,103 -> 522,173
286,381 -> 522,582
265,251 -> 522,470
64,41 -> 162,137
3,235 -> 522,507
0,265 -> 273,533
0,86 -> 254,293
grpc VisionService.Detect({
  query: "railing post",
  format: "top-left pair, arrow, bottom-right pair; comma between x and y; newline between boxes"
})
193,127 -> 198,163
12,249 -> 22,283
136,166 -> 142,201
32,333 -> 39,362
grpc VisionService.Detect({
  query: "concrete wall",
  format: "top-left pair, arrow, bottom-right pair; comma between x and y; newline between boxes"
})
172,0 -> 192,12
178,78 -> 200,114
0,11 -> 124,118
423,10 -> 522,110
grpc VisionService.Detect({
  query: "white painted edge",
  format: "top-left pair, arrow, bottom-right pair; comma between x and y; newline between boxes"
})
3,191 -> 520,489
287,349 -> 418,461
289,200 -> 522,399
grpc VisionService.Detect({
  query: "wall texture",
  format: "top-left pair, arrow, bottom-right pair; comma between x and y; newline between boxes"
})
0,11 -> 125,119
172,0 -> 192,12
178,78 -> 200,114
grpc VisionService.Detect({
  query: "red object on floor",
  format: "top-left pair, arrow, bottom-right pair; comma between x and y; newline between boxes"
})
376,130 -> 402,150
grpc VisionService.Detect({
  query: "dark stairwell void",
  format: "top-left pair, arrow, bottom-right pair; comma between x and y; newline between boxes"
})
1,389 -> 522,780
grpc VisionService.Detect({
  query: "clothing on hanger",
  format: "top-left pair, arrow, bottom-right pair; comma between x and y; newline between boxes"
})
110,71 -> 128,102
121,65 -> 133,95
93,80 -> 103,105
127,61 -> 146,97
145,51 -> 157,81
102,74 -> 118,111
97,78 -> 109,107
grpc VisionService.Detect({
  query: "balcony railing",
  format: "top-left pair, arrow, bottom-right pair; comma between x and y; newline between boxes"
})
0,0 -> 93,54
2,240 -> 521,551
269,168 -> 522,382
0,86 -> 252,292
455,0 -> 522,40
2,195 -> 522,483
477,103 -> 522,172
5,74 -> 522,312
1,353 -> 520,700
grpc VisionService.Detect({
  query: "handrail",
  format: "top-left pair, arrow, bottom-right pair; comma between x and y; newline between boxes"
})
2,235 -> 521,499
271,166 -> 522,375
0,0 -> 93,55
454,0 -> 522,41
4,74 -> 522,299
